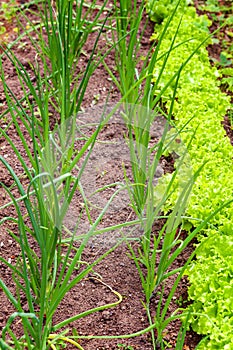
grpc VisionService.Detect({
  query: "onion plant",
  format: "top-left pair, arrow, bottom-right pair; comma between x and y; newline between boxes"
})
0,144 -> 124,349
0,1 -> 125,349
1,0 -> 111,144
38,0 -> 110,123
0,89 -> 149,350
106,0 -> 189,216
105,0 -> 231,348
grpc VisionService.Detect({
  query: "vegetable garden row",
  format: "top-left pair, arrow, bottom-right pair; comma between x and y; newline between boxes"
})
147,0 -> 233,348
0,0 -> 233,349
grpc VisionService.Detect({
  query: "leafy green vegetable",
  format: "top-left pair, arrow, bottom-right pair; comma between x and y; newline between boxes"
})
147,0 -> 233,347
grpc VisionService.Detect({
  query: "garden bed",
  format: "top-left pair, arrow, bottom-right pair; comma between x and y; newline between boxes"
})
0,0 -> 232,349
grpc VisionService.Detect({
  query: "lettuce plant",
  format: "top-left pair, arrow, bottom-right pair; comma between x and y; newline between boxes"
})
147,0 -> 233,347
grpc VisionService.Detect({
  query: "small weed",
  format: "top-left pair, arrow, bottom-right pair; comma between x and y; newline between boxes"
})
0,0 -> 17,21
220,67 -> 233,92
0,22 -> 6,35
228,108 -> 233,128
175,295 -> 188,307
219,52 -> 232,67
117,344 -> 134,350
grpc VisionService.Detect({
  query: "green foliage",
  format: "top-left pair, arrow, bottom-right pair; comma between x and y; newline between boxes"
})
8,0 -> 110,143
0,0 -> 17,21
199,0 -> 233,14
146,0 -> 191,24
117,344 -> 134,350
0,22 -> 6,35
198,0 -> 233,94
106,0 -> 146,104
0,1 -> 126,348
186,232 -> 233,349
1,0 -> 230,348
147,0 -> 233,347
146,0 -> 173,24
1,0 -> 199,347
0,0 -> 19,39
0,117 -> 123,349
40,0 -> 109,122
220,67 -> 233,92
109,2 -> 208,348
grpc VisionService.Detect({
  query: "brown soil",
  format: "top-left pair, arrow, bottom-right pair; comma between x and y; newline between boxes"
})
0,1 -> 232,350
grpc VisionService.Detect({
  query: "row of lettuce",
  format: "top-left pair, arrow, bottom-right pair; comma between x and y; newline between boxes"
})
147,0 -> 233,348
